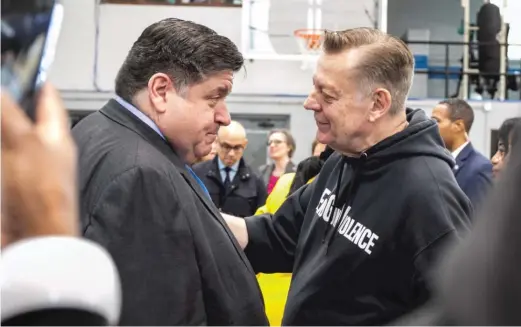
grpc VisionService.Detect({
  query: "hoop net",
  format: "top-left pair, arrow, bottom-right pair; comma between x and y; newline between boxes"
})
294,29 -> 324,70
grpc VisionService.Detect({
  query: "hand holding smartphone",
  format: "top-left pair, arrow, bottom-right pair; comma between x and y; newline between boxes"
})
1,0 -> 64,121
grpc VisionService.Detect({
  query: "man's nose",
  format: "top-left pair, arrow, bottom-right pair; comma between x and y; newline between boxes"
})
303,91 -> 320,111
216,102 -> 231,126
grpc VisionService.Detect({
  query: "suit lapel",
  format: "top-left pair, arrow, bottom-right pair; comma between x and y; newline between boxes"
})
454,143 -> 473,176
99,100 -> 255,274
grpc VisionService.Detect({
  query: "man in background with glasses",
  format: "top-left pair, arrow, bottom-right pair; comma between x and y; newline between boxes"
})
194,120 -> 267,218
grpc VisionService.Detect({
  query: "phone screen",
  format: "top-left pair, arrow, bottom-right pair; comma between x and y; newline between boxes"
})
1,0 -> 64,120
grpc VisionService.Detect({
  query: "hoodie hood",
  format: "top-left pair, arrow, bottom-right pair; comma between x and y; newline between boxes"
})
351,108 -> 454,173
323,108 -> 454,247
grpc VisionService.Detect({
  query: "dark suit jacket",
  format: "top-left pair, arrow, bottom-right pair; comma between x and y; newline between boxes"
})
454,142 -> 493,211
71,100 -> 268,326
193,157 -> 267,217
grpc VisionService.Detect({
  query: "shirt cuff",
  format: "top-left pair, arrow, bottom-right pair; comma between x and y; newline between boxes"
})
1,236 -> 121,325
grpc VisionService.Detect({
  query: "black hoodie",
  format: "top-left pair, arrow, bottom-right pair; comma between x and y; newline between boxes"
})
244,109 -> 472,326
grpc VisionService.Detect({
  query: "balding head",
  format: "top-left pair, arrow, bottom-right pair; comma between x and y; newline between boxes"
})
218,120 -> 247,141
217,120 -> 248,167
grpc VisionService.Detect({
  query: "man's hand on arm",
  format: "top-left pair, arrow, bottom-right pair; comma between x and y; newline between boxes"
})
222,182 -> 313,273
221,213 -> 249,249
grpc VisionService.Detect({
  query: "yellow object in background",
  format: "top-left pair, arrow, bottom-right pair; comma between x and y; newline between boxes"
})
255,173 -> 316,326
257,272 -> 292,326
255,173 -> 295,326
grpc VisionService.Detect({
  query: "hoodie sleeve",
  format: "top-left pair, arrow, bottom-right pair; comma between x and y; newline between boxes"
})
244,180 -> 314,273
404,167 -> 473,303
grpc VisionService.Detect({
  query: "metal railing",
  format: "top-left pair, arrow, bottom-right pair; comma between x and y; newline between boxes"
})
404,40 -> 521,100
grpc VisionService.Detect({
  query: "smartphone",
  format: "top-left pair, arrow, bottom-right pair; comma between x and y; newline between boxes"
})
1,0 -> 64,121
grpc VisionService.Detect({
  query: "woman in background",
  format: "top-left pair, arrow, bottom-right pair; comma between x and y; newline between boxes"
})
259,129 -> 296,194
256,146 -> 334,326
491,117 -> 520,178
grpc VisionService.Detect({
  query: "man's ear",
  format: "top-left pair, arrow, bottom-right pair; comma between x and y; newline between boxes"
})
452,119 -> 466,133
243,139 -> 249,148
368,87 -> 392,123
148,73 -> 174,114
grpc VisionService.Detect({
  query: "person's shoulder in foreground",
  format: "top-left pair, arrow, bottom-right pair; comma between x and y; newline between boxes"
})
71,18 -> 268,326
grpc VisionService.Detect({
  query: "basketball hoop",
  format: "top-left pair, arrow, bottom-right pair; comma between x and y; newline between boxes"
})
294,29 -> 324,70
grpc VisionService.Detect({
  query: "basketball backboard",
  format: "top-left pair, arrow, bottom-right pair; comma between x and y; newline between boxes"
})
241,0 -> 383,67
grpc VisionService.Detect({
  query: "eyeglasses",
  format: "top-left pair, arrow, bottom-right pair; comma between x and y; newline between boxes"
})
220,142 -> 244,152
267,139 -> 285,146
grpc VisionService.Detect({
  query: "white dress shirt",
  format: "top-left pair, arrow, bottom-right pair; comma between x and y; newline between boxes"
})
452,141 -> 470,159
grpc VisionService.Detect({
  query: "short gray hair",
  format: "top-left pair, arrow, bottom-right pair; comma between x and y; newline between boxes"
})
323,27 -> 414,114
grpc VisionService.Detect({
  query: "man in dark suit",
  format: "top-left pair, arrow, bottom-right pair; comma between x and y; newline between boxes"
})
71,18 -> 267,326
193,121 -> 267,217
432,99 -> 493,211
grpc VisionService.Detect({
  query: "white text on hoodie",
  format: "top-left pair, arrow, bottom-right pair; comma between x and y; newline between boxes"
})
316,188 -> 380,255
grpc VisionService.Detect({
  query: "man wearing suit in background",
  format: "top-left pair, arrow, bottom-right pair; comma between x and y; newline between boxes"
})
193,121 -> 267,218
432,99 -> 493,211
72,18 -> 267,325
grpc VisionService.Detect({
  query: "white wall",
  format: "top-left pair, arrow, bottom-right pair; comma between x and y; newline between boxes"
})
50,0 -> 380,96
51,1 -> 245,91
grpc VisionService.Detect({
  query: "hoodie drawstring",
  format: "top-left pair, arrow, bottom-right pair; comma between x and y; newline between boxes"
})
322,157 -> 346,244
322,152 -> 368,251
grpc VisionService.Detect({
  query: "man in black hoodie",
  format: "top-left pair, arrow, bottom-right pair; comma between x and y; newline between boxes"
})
224,27 -> 472,326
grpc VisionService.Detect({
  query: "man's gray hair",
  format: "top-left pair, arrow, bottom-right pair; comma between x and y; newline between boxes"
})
323,27 -> 415,114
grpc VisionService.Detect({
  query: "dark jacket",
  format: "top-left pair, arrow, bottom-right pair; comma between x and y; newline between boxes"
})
71,99 -> 268,326
244,109 -> 472,326
453,142 -> 493,211
193,157 -> 267,218
258,161 -> 296,187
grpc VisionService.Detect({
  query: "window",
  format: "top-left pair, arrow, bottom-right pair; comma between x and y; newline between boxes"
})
101,0 -> 242,7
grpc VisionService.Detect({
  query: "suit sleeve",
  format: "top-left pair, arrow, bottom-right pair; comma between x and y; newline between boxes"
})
84,166 -> 203,325
464,167 -> 493,211
244,180 -> 314,274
